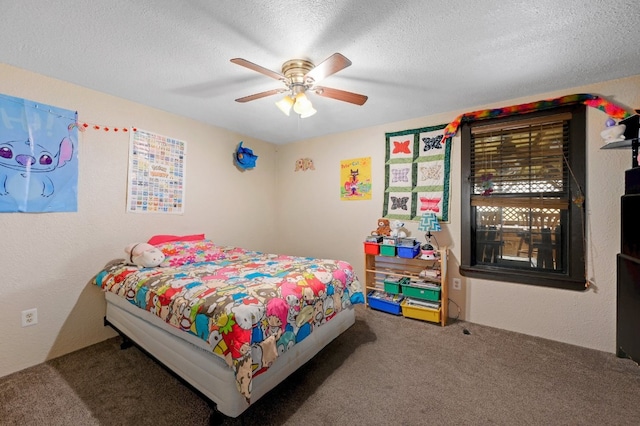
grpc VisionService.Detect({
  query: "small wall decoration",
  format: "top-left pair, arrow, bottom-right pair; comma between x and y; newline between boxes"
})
0,94 -> 78,213
294,157 -> 315,171
384,124 -> 451,221
340,157 -> 372,200
235,141 -> 258,170
127,128 -> 186,214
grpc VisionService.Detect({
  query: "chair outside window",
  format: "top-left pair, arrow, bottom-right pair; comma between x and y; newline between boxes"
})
476,210 -> 502,263
517,210 -> 560,269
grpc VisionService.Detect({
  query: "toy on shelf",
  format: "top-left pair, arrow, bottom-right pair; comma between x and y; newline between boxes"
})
371,218 -> 391,236
600,113 -> 640,168
389,219 -> 408,238
420,243 -> 437,260
601,118 -> 626,144
419,267 -> 440,279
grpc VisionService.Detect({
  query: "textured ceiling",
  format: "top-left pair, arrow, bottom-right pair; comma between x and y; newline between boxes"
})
2,1 -> 639,144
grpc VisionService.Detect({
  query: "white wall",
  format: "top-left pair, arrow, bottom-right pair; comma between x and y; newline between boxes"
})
0,63 -> 278,377
1,62 -> 637,380
276,74 -> 640,354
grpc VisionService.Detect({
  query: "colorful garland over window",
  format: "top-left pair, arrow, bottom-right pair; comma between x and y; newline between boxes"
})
443,94 -> 632,139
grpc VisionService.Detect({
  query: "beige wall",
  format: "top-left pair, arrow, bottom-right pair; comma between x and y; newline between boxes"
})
277,74 -> 640,354
1,62 -> 638,379
0,63 -> 278,377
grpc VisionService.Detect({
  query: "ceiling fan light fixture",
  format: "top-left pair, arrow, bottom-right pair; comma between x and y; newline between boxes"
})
293,92 -> 313,115
275,95 -> 293,116
299,106 -> 317,118
232,54 -> 368,116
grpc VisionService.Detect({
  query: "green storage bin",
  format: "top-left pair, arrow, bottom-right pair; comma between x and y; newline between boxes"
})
401,282 -> 441,302
384,276 -> 408,294
380,244 -> 396,256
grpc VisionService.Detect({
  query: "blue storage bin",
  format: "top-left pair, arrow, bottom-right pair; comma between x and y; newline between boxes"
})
397,242 -> 421,258
367,290 -> 404,315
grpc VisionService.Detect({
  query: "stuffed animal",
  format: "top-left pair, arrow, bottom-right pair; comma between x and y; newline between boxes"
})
390,220 -> 408,238
600,122 -> 626,144
124,242 -> 165,267
371,218 -> 391,236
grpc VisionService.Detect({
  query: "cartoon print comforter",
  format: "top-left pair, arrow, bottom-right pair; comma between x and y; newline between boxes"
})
93,239 -> 363,401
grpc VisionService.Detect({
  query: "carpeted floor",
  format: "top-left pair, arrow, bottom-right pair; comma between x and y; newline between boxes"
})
2,306 -> 640,425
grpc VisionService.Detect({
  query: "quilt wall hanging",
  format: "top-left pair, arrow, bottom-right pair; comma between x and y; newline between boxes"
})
384,123 -> 451,222
0,94 -> 78,213
127,128 -> 186,214
340,157 -> 372,200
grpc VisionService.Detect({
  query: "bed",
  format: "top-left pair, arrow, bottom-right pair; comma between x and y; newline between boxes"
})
92,236 -> 363,417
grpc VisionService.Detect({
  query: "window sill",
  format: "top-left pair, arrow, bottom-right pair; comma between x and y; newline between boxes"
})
459,264 -> 588,291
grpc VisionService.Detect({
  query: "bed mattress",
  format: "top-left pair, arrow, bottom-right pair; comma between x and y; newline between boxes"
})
105,291 -> 356,417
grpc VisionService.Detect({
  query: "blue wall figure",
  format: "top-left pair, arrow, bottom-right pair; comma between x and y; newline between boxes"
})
234,141 -> 258,170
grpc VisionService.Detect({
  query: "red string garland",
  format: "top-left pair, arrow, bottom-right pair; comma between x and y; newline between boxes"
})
0,97 -> 137,135
74,122 -> 137,133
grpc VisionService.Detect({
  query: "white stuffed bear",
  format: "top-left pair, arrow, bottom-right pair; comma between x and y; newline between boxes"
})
390,220 -> 408,238
124,243 -> 165,267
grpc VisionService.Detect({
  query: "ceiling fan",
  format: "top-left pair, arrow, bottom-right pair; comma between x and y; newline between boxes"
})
230,53 -> 368,118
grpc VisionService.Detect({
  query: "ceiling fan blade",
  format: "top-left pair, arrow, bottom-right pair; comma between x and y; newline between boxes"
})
230,58 -> 285,81
235,89 -> 283,103
305,53 -> 352,83
313,86 -> 368,106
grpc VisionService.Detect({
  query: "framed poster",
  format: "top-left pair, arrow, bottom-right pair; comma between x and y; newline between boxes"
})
127,129 -> 186,214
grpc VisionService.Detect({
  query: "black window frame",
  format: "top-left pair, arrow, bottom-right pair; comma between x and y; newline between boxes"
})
459,104 -> 587,291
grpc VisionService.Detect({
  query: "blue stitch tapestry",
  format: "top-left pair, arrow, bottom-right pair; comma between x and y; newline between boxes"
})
383,123 -> 451,222
0,94 -> 78,213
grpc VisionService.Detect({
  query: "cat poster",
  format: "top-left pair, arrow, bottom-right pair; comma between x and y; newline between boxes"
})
340,157 -> 371,201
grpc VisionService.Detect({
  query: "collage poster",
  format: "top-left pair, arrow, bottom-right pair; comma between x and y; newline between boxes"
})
340,156 -> 372,201
127,129 -> 186,214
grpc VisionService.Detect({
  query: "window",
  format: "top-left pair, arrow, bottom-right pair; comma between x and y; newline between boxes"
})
460,105 -> 587,290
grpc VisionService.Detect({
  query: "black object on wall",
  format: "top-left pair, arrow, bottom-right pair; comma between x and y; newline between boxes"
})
617,166 -> 640,362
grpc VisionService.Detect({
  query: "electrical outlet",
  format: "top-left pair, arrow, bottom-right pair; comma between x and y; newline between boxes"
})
452,278 -> 462,291
21,308 -> 38,327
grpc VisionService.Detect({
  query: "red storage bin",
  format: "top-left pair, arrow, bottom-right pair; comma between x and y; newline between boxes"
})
364,242 -> 380,255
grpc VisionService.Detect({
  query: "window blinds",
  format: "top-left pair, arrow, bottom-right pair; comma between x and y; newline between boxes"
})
470,112 -> 571,210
